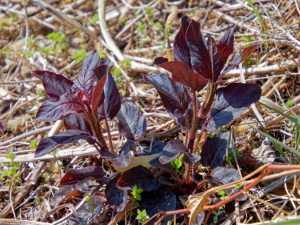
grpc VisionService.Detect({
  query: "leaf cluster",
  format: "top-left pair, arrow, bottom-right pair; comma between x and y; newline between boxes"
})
33,16 -> 262,224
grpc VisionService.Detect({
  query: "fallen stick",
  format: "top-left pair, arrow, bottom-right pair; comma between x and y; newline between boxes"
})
0,218 -> 50,225
223,59 -> 298,77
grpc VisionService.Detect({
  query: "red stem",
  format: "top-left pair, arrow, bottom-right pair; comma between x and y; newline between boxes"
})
187,91 -> 198,152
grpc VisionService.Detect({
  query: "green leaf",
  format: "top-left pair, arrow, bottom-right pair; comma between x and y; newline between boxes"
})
29,140 -> 38,149
171,156 -> 183,170
285,99 -> 294,108
145,7 -> 153,16
87,13 -> 99,25
42,172 -> 51,182
72,49 -> 87,63
5,152 -> 15,161
132,185 -> 143,201
251,126 -> 300,157
120,59 -> 131,70
156,22 -> 163,31
47,32 -> 65,44
136,209 -> 149,223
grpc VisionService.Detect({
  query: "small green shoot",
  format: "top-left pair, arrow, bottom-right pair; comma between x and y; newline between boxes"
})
42,172 -> 51,182
217,190 -> 226,200
47,32 -> 66,45
0,152 -> 20,185
171,155 -> 183,171
156,22 -> 163,31
120,58 -> 131,71
136,209 -> 149,223
29,140 -> 38,149
132,185 -> 143,202
72,49 -> 87,63
137,21 -> 146,35
285,99 -> 294,108
145,7 -> 153,16
98,49 -> 106,59
35,197 -> 41,205
87,13 -> 99,25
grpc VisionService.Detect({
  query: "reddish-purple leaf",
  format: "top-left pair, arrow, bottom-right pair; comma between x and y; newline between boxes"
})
173,16 -> 190,65
200,132 -> 230,168
60,165 -> 105,185
117,102 -> 146,140
223,44 -> 260,74
105,174 -> 128,212
159,139 -> 200,164
63,113 -> 90,131
33,70 -> 73,100
117,166 -> 158,192
207,83 -> 261,130
155,59 -> 207,91
91,69 -> 107,112
216,28 -> 235,66
207,35 -> 223,81
140,186 -> 176,223
36,94 -> 85,122
144,74 -> 191,118
35,129 -> 94,157
98,74 -> 121,120
73,51 -> 101,100
185,19 -> 211,79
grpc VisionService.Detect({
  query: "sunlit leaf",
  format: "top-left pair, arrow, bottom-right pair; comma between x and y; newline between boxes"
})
117,102 -> 147,140
33,70 -> 73,100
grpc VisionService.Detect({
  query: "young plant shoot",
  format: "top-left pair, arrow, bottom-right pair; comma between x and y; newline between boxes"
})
34,16 -> 263,224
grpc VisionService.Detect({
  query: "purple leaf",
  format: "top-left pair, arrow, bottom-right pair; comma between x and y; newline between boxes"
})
36,93 -> 85,122
33,70 -> 73,100
216,28 -> 235,67
100,140 -> 135,168
35,129 -> 94,157
91,68 -> 107,112
117,102 -> 147,140
144,74 -> 191,118
63,113 -> 90,131
173,16 -> 190,64
98,74 -> 121,120
159,139 -> 200,164
207,35 -> 223,81
105,173 -> 128,212
207,83 -> 261,130
140,186 -> 176,224
60,166 -> 105,185
185,19 -> 211,79
155,59 -> 207,92
117,166 -> 158,192
200,132 -> 230,168
223,44 -> 259,74
212,167 -> 241,185
73,51 -> 101,100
